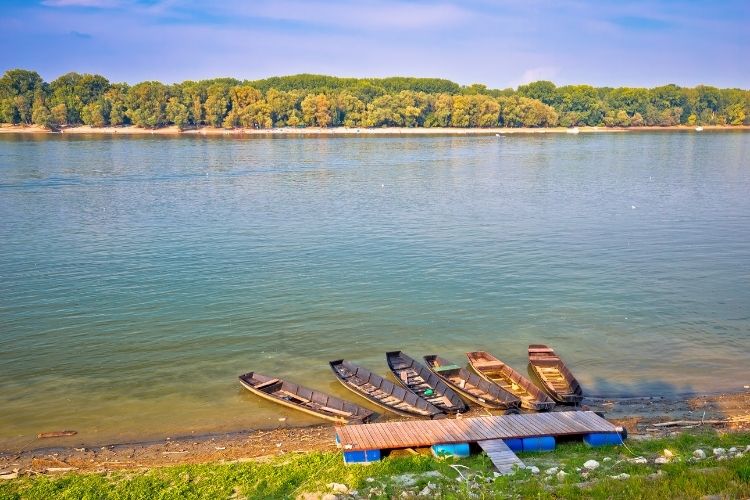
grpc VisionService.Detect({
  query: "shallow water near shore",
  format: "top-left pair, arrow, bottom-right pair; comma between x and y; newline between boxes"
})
1,132 -> 748,450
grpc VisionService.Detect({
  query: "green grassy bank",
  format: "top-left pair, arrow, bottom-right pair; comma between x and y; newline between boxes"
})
1,431 -> 748,499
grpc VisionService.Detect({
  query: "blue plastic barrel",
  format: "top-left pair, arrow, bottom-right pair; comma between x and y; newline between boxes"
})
431,442 -> 471,458
522,436 -> 555,452
584,433 -> 622,447
504,438 -> 524,452
343,449 -> 381,464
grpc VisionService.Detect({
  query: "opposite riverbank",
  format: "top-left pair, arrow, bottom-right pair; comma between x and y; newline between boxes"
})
2,124 -> 750,136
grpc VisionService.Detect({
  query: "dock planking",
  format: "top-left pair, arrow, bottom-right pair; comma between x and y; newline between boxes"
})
336,411 -> 618,451
477,439 -> 525,475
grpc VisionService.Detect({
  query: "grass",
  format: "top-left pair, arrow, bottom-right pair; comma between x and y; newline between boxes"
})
1,430 -> 748,499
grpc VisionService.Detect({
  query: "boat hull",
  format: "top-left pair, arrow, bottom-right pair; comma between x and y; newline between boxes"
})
423,354 -> 521,410
238,372 -> 375,424
527,344 -> 583,404
329,359 -> 445,419
466,351 -> 555,411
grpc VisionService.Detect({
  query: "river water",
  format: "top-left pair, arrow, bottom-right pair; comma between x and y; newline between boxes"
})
1,131 -> 748,449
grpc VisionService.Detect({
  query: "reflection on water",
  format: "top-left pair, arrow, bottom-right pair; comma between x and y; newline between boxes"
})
0,132 -> 749,449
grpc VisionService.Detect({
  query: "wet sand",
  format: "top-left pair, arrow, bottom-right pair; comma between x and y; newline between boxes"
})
1,389 -> 747,477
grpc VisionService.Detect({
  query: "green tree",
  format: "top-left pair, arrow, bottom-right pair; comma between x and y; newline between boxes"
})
49,72 -> 109,125
0,69 -> 45,124
424,94 -> 452,127
332,91 -> 365,127
166,97 -> 189,130
51,103 -> 67,126
204,83 -> 229,127
31,93 -> 55,128
81,100 -> 109,127
126,81 -> 169,128
223,85 -> 261,128
104,84 -> 129,126
301,93 -> 332,127
517,81 -> 558,106
557,85 -> 604,126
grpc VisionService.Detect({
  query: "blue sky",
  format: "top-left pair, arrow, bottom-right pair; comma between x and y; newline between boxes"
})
1,0 -> 748,88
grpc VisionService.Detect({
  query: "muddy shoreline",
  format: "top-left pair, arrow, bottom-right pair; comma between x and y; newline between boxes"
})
2,390 -> 747,477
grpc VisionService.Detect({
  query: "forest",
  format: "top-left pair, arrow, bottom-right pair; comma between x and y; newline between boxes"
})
1,69 -> 748,130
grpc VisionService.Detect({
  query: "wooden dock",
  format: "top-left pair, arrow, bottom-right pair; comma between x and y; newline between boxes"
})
336,411 -> 617,451
477,439 -> 525,474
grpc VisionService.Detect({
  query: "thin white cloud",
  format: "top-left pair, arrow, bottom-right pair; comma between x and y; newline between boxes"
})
218,1 -> 475,30
514,66 -> 559,87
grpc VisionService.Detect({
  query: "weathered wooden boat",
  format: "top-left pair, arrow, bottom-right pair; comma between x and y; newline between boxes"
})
423,354 -> 521,410
238,372 -> 376,424
527,344 -> 583,404
329,359 -> 445,419
386,351 -> 468,414
466,351 -> 555,411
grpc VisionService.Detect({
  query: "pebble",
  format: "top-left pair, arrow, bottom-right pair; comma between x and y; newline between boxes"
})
654,457 -> 669,465
729,447 -> 737,453
583,460 -> 600,470
556,470 -> 568,481
713,448 -> 726,456
603,457 -> 612,462
735,452 -> 744,459
693,449 -> 707,459
418,485 -> 432,496
365,477 -> 375,483
0,472 -> 19,480
321,494 -> 337,500
630,457 -> 648,464
663,449 -> 674,459
527,466 -> 540,474
746,445 -> 750,452
327,483 -> 348,493
545,467 -> 559,475
610,473 -> 630,480
717,456 -> 727,461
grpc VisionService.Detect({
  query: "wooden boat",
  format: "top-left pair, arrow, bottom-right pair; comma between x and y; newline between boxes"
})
466,351 -> 555,411
238,372 -> 375,424
329,359 -> 445,419
527,344 -> 583,404
386,351 -> 468,414
423,354 -> 521,410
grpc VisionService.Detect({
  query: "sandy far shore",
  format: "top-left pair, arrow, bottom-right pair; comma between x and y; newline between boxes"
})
2,124 -> 749,136
1,390 -> 747,475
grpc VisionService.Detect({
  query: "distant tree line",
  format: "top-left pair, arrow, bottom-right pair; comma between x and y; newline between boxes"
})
1,69 -> 748,130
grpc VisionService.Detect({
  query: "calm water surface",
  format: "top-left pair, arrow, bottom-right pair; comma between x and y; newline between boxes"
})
1,132 -> 748,449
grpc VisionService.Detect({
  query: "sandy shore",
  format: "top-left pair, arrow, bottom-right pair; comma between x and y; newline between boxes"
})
1,389 -> 747,476
2,124 -> 749,136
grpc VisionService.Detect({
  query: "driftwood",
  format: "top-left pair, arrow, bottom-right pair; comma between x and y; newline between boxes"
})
652,419 -> 725,427
36,431 -> 77,439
